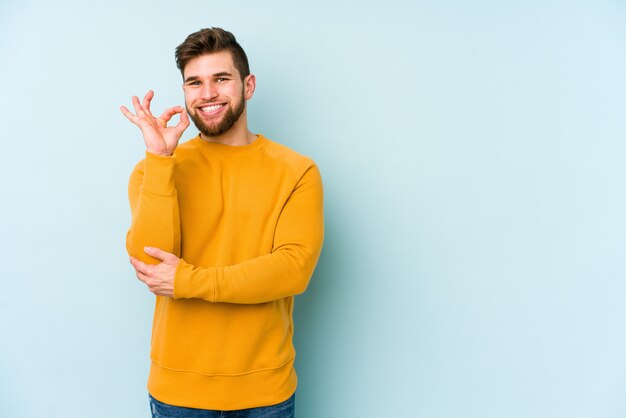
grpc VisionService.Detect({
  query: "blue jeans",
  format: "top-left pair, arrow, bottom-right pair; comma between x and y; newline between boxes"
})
149,393 -> 295,418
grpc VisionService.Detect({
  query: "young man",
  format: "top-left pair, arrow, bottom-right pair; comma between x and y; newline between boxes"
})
121,28 -> 324,417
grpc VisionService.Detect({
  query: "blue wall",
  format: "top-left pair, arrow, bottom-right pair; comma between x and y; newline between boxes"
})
1,1 -> 626,417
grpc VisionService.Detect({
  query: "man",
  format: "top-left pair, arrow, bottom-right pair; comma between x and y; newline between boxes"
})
120,27 -> 324,417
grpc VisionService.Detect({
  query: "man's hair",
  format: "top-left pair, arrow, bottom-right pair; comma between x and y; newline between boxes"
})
175,27 -> 250,80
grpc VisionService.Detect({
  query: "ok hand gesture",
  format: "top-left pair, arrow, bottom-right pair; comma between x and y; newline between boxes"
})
120,90 -> 190,156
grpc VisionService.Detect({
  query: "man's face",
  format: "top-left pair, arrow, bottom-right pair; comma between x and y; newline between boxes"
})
182,51 -> 253,137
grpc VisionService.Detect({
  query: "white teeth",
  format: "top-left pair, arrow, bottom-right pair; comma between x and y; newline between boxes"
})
201,104 -> 223,112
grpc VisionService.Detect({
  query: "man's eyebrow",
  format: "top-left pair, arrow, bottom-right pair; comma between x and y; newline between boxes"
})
213,72 -> 234,77
184,72 -> 234,83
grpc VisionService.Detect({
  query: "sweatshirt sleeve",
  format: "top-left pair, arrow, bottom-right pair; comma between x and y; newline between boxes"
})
173,164 -> 324,304
125,151 -> 181,264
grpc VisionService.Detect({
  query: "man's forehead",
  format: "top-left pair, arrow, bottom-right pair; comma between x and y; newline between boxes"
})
183,51 -> 238,78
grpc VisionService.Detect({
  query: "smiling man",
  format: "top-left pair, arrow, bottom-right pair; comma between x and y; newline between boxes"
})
120,28 -> 324,418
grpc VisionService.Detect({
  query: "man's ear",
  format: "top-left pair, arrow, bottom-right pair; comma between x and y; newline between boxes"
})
244,74 -> 256,100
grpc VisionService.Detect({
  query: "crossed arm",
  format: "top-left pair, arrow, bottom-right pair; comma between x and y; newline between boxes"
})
125,161 -> 324,304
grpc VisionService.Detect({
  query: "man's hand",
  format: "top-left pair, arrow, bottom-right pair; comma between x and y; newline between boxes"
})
120,90 -> 190,156
129,247 -> 180,297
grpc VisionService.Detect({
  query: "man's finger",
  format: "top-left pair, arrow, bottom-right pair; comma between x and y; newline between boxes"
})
144,246 -> 177,263
130,256 -> 151,275
177,109 -> 190,130
142,90 -> 155,115
120,106 -> 137,123
131,95 -> 144,116
135,270 -> 150,285
158,106 -> 184,124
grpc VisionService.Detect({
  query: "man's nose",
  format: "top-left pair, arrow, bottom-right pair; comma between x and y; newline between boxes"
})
200,83 -> 218,100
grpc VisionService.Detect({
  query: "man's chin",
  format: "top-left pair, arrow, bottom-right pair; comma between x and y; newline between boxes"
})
191,119 -> 227,138
198,125 -> 231,138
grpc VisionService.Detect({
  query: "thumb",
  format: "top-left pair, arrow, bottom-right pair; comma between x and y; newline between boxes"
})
144,246 -> 178,263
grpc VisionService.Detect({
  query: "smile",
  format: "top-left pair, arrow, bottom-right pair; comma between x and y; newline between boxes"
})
199,103 -> 225,115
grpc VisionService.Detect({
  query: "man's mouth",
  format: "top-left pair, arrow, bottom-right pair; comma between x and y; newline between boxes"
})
199,103 -> 225,115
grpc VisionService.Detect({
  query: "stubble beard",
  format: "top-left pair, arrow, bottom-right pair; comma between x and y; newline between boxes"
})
189,94 -> 246,138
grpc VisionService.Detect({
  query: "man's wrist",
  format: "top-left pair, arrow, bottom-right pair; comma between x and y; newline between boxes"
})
147,148 -> 173,157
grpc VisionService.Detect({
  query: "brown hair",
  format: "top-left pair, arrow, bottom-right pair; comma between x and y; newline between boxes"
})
175,27 -> 250,80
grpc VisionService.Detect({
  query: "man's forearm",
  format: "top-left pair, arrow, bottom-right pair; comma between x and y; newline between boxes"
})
126,152 -> 182,264
173,243 -> 322,304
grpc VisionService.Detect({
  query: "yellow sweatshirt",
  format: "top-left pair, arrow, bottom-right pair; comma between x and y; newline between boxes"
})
126,134 -> 324,410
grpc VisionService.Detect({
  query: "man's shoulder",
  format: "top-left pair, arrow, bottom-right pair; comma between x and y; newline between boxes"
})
261,135 -> 317,176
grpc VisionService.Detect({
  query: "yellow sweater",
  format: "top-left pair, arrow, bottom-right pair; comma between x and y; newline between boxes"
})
126,134 -> 324,410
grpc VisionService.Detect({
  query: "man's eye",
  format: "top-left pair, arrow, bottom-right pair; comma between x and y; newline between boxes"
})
216,78 -> 226,83
188,81 -> 201,86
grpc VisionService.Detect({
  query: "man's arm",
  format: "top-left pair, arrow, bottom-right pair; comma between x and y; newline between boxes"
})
126,153 -> 181,264
129,164 -> 324,303
122,91 -> 189,264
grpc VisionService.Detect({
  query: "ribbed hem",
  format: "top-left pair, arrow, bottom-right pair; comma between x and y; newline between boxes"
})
147,359 -> 297,411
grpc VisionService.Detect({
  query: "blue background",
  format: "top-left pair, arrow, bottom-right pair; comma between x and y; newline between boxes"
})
1,1 -> 626,417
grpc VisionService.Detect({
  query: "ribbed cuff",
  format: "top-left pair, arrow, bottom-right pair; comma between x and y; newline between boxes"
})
174,259 -> 217,301
142,151 -> 176,195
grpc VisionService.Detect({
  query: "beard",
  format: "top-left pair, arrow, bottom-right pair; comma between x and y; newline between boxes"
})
188,93 -> 246,138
